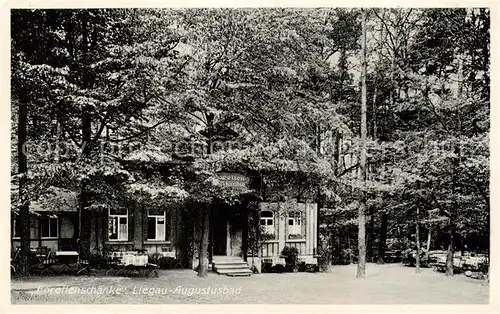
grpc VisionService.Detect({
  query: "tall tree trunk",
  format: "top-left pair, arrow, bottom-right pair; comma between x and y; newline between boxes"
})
78,15 -> 92,260
446,225 -> 454,276
357,8 -> 368,278
334,131 -> 342,176
336,231 -> 341,264
79,68 -> 91,260
415,206 -> 421,273
79,104 -> 92,259
479,8 -> 489,98
18,97 -> 30,275
198,112 -> 214,277
347,232 -> 353,264
377,211 -> 388,264
372,81 -> 378,139
372,18 -> 383,140
426,226 -> 432,252
316,124 -> 322,257
198,203 -> 210,277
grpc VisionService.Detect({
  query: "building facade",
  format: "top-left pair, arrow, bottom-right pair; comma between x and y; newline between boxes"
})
12,174 -> 319,270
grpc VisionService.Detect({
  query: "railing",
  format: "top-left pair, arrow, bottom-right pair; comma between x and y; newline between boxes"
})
257,241 -> 310,257
260,241 -> 280,257
285,241 -> 307,255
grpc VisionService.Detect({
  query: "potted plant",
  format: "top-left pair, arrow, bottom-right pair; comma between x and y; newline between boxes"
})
281,246 -> 299,272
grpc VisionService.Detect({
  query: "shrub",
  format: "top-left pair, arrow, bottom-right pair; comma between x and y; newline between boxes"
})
316,244 -> 330,271
90,252 -> 106,269
281,246 -> 299,272
478,260 -> 489,274
261,260 -> 273,273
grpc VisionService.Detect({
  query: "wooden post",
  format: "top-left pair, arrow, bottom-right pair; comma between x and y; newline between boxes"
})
278,203 -> 286,253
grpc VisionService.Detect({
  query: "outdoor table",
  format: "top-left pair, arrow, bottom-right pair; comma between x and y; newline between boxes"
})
159,251 -> 176,268
105,251 -> 136,276
114,255 -> 158,277
54,251 -> 79,275
161,251 -> 175,258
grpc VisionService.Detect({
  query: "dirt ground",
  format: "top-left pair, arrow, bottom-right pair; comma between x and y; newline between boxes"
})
11,263 -> 489,304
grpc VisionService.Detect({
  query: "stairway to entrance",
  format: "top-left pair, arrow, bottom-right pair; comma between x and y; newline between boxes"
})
212,255 -> 253,277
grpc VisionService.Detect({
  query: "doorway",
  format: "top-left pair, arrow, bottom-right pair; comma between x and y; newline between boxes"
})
211,207 -> 228,256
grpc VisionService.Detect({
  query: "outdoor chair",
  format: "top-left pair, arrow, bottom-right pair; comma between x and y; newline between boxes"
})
112,253 -> 159,278
30,247 -> 57,276
104,250 -> 130,276
11,247 -> 20,274
76,253 -> 95,276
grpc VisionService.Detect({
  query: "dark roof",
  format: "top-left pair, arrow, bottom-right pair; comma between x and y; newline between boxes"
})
30,186 -> 78,213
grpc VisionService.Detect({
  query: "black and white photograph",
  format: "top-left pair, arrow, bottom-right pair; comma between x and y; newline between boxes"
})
8,4 -> 494,307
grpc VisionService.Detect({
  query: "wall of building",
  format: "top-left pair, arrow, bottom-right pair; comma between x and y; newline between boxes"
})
11,213 -> 76,252
229,229 -> 242,257
60,215 -> 75,239
92,203 -> 184,257
260,201 -> 317,258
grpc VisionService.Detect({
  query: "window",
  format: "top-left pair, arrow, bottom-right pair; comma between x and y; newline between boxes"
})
288,211 -> 302,236
147,210 -> 167,241
108,208 -> 128,241
41,216 -> 58,238
12,217 -> 21,239
260,210 -> 275,235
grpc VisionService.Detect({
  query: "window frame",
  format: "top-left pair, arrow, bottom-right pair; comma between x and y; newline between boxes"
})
108,208 -> 128,241
147,210 -> 167,241
40,216 -> 59,239
12,216 -> 20,239
287,211 -> 302,236
260,210 -> 275,235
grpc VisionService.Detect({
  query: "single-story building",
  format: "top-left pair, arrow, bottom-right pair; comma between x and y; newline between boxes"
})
12,186 -> 79,252
12,173 -> 319,271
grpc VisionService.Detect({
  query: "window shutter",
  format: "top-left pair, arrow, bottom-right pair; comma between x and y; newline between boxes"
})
126,209 -> 132,241
166,210 -> 171,241
273,206 -> 279,240
147,217 -> 156,240
301,209 -> 306,238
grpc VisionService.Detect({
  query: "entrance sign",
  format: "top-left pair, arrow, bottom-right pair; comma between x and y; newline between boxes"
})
218,172 -> 249,191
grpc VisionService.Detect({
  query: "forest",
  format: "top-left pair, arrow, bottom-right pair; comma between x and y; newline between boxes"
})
11,8 -> 490,278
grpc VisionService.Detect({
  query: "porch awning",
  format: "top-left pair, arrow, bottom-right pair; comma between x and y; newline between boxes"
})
30,186 -> 78,213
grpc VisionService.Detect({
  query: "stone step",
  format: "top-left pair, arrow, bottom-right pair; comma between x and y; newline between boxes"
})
212,256 -> 244,261
213,260 -> 247,265
216,268 -> 253,276
214,264 -> 250,270
212,256 -> 252,276
226,272 -> 252,277
213,260 -> 245,264
214,260 -> 247,264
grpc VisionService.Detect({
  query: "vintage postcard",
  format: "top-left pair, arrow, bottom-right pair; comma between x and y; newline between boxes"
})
3,1 -> 498,313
